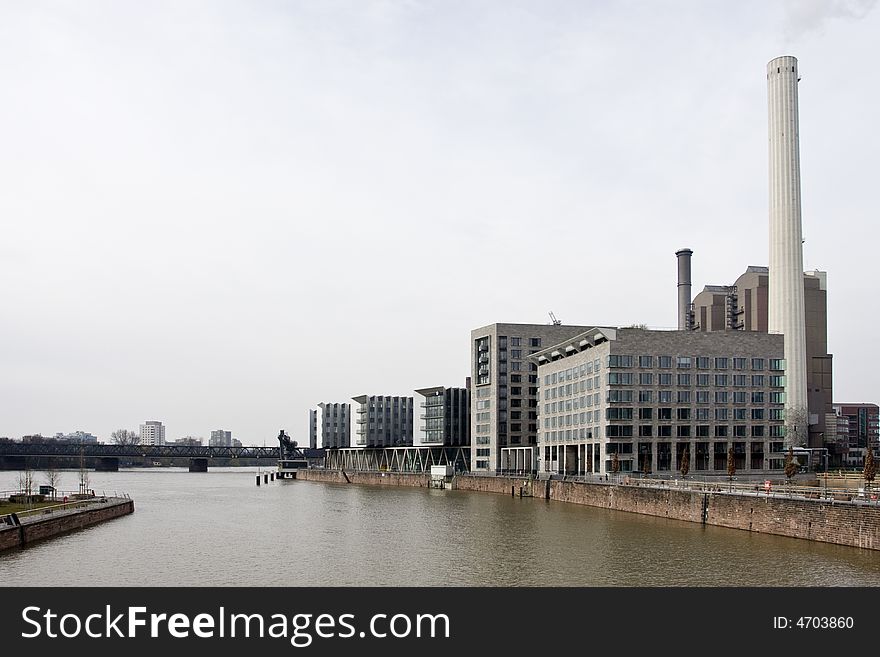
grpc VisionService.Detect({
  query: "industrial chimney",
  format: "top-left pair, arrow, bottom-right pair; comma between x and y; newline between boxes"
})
767,55 -> 808,446
676,248 -> 693,330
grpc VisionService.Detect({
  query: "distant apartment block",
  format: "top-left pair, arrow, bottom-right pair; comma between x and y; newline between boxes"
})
414,382 -> 470,447
470,322 -> 594,472
140,421 -> 166,446
833,403 -> 880,468
54,431 -> 99,444
209,429 -> 233,447
312,403 -> 351,448
352,395 -> 413,448
531,327 -> 786,476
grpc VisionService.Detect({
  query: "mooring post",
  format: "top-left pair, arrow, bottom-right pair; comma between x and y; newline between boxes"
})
256,475 -> 261,486
264,473 -> 268,484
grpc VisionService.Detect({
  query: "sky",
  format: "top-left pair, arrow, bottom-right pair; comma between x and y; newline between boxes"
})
1,0 -> 878,443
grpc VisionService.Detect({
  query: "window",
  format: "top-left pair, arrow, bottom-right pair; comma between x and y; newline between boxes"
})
639,390 -> 653,403
677,408 -> 691,420
715,357 -> 728,369
510,337 -> 521,347
511,349 -> 522,359
530,338 -> 541,348
733,375 -> 748,387
658,391 -> 672,403
606,408 -> 633,420
697,374 -> 710,386
770,409 -> 784,420
752,375 -> 765,387
751,426 -> 765,437
715,408 -> 729,421
608,355 -> 633,368
638,408 -> 653,420
696,425 -> 710,437
696,357 -> 710,369
696,391 -> 710,404
639,425 -> 653,437
659,356 -> 673,368
733,391 -> 747,404
607,372 -> 633,385
696,408 -> 710,420
770,375 -> 785,388
639,373 -> 654,386
715,426 -> 729,437
608,390 -> 634,403
734,408 -> 747,421
677,425 -> 691,437
638,356 -> 653,368
751,358 -> 765,370
733,358 -> 747,370
677,374 -> 690,386
715,374 -> 728,386
511,362 -> 521,371
769,359 -> 784,371
659,373 -> 673,386
658,426 -> 672,437
677,391 -> 691,404
677,356 -> 692,369
658,408 -> 673,420
511,387 -> 522,395
715,391 -> 728,404
752,391 -> 765,404
733,426 -> 747,437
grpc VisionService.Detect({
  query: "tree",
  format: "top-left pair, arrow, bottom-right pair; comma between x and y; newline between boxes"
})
111,429 -> 139,445
727,447 -> 736,480
18,468 -> 34,496
784,447 -> 798,483
78,447 -> 91,496
679,447 -> 690,478
44,466 -> 62,500
642,454 -> 651,476
611,452 -> 620,474
864,446 -> 876,491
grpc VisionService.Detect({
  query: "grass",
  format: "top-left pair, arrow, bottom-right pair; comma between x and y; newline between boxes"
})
0,500 -> 62,514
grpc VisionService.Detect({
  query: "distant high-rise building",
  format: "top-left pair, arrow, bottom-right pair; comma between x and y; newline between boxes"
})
316,403 -> 350,448
309,409 -> 318,449
352,396 -> 413,448
209,429 -> 233,447
140,421 -> 166,446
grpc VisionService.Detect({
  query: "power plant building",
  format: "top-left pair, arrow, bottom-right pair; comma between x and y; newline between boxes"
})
531,327 -> 787,476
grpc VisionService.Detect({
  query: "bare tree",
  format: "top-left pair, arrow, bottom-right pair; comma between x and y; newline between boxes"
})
18,468 -> 34,496
44,466 -> 62,500
78,447 -> 91,496
111,429 -> 139,445
680,446 -> 690,478
786,408 -> 809,449
864,446 -> 876,492
611,452 -> 620,475
727,447 -> 736,479
784,446 -> 798,485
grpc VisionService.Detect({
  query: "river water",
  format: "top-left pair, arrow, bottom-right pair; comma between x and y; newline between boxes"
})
1,467 -> 879,586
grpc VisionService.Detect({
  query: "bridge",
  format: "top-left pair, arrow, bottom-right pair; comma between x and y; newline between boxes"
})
0,442 -> 325,472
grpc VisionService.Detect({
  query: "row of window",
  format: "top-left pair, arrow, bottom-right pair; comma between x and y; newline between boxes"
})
497,337 -> 542,348
539,424 -> 786,442
542,406 -> 785,426
607,356 -> 784,370
607,372 -> 785,387
542,393 -> 786,416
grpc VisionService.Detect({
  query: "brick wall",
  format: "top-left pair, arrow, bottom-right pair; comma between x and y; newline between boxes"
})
0,499 -> 134,551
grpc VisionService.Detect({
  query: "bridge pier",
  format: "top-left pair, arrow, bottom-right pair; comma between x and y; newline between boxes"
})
189,458 -> 208,473
95,458 -> 119,472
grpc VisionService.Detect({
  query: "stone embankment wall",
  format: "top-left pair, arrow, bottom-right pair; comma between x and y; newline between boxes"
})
296,469 -> 880,550
0,498 -> 134,552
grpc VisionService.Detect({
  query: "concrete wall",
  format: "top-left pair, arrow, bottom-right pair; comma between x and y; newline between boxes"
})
0,499 -> 134,552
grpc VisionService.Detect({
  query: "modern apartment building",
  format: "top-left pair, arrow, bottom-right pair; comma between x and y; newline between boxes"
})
470,322 -> 594,472
314,402 -> 351,449
352,395 -> 413,448
139,420 -> 166,446
531,327 -> 786,476
414,382 -> 470,447
209,429 -> 233,447
690,265 -> 832,449
833,403 -> 880,468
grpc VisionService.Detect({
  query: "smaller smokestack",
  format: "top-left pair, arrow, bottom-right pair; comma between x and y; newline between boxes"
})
676,248 -> 693,330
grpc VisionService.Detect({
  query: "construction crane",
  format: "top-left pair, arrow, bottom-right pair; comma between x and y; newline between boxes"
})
548,311 -> 561,326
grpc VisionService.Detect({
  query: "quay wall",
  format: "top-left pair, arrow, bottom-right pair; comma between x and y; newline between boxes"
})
296,469 -> 880,550
0,499 -> 134,552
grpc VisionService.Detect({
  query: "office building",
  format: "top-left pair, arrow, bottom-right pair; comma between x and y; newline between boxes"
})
470,322 -> 594,472
531,327 -> 785,476
314,403 -> 351,449
209,429 -> 233,447
833,403 -> 880,468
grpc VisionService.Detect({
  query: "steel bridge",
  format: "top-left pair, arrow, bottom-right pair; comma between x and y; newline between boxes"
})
325,446 -> 471,473
0,442 -> 291,459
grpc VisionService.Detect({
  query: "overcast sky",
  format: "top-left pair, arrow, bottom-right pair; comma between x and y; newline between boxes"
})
1,1 -> 877,443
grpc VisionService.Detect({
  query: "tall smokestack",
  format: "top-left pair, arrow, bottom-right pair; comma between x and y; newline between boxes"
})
767,55 -> 808,447
675,248 -> 693,330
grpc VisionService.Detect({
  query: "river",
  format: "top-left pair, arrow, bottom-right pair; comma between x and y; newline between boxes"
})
1,467 -> 879,586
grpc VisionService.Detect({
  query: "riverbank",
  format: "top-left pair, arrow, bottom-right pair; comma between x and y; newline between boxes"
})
0,497 -> 134,552
295,469 -> 880,551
